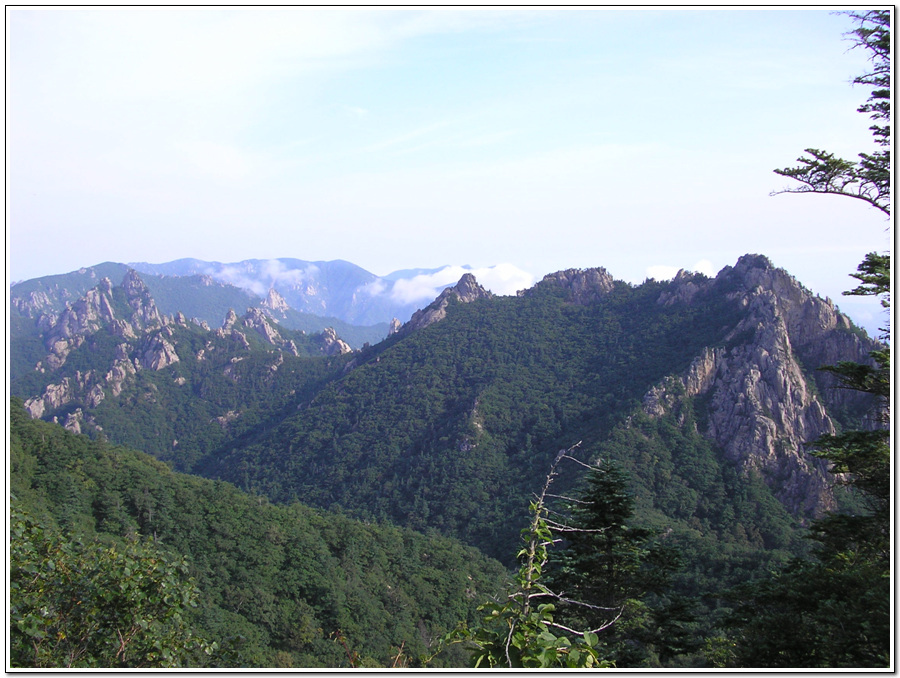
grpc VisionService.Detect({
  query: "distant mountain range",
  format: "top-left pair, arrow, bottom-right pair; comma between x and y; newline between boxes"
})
10,258 -> 532,348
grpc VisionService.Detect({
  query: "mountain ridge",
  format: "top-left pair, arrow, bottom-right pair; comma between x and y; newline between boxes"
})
9,254 -> 879,568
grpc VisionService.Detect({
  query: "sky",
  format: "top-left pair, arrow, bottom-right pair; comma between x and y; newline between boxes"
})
6,7 -> 892,336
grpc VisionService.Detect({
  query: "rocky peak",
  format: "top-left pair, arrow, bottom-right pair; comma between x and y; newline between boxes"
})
242,307 -> 284,346
11,288 -> 60,321
28,269 -> 176,373
523,267 -> 616,304
644,334 -> 840,520
657,269 -> 708,306
452,273 -> 491,303
658,256 -> 872,410
140,331 -> 180,371
122,267 -> 149,295
398,274 -> 493,335
122,269 -> 163,329
716,256 -> 873,414
222,309 -> 239,330
318,327 -> 352,356
41,278 -> 120,369
261,288 -> 291,315
640,255 -> 881,521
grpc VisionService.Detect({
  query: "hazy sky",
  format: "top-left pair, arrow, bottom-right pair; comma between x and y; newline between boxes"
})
7,8 -> 891,335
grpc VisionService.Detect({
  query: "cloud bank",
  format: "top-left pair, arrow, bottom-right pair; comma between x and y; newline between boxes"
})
389,264 -> 534,305
646,259 -> 716,281
207,260 -> 320,296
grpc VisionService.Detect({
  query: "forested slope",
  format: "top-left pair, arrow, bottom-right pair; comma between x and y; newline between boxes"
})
196,256 -> 873,570
9,400 -> 508,668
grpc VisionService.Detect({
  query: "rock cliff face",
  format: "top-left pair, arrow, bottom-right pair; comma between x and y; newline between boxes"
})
641,254 -> 877,519
522,267 -> 616,304
261,288 -> 292,317
317,327 -> 353,356
39,271 -> 168,370
399,274 -> 493,335
18,270 -> 338,426
17,268 -> 359,428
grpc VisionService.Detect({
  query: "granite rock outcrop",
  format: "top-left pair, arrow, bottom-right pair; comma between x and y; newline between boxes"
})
398,274 -> 493,335
640,254 -> 878,519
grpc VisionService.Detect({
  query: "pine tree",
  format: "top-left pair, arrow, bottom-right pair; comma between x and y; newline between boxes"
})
545,459 -> 687,666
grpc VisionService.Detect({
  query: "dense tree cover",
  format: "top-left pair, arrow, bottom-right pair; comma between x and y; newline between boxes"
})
713,11 -> 892,668
197,276 -> 755,563
440,449 -> 734,668
12,262 -> 864,667
9,399 -> 508,668
10,503 -> 221,668
8,308 -> 47,383
9,257 -> 880,667
89,326 -> 349,471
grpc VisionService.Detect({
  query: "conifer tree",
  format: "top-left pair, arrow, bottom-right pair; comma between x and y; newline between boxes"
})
545,459 -> 687,666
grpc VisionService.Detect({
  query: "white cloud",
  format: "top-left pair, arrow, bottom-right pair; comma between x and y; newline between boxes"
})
359,279 -> 388,297
261,260 -> 318,287
202,259 -> 319,296
388,267 -> 462,305
471,263 -> 535,295
389,264 -> 534,305
692,259 -> 716,277
213,265 -> 267,296
646,259 -> 717,281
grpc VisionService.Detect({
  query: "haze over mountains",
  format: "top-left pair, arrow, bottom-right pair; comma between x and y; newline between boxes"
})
10,258 -> 537,346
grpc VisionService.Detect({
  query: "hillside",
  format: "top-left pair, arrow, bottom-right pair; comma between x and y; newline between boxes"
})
10,399 -> 508,668
7,252 -> 885,668
194,256 -> 873,558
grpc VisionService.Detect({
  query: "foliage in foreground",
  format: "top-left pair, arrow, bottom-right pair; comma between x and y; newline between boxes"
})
438,448 -> 613,668
435,447 -> 697,668
9,502 -> 220,668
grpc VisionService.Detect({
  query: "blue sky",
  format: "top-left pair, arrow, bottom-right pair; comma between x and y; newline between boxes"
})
7,8 -> 891,335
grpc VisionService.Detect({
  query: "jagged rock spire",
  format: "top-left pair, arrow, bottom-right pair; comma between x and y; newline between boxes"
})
397,274 -> 493,335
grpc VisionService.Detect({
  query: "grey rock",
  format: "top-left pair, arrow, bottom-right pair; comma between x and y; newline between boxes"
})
399,274 -> 493,335
639,256 -> 878,520
522,267 -> 615,304
318,327 -> 352,356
